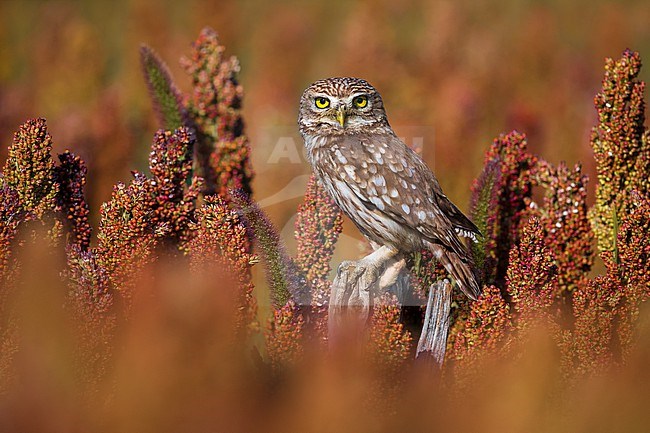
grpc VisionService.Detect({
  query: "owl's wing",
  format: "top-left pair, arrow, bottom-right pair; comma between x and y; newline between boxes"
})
336,133 -> 477,255
428,177 -> 481,242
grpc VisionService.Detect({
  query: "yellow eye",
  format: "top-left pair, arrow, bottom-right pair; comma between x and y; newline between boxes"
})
315,97 -> 330,109
353,95 -> 368,108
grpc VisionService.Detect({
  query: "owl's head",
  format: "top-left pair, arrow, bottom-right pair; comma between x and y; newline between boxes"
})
298,77 -> 389,136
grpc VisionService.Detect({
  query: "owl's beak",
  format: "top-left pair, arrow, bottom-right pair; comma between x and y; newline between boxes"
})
336,106 -> 347,127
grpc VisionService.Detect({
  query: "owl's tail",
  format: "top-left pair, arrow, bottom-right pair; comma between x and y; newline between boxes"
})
430,244 -> 482,300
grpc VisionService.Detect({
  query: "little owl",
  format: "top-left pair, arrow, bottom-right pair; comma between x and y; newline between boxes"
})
298,77 -> 481,300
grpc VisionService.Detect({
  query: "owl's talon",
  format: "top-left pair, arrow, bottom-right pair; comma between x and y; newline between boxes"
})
336,260 -> 357,278
336,259 -> 378,287
356,259 -> 382,286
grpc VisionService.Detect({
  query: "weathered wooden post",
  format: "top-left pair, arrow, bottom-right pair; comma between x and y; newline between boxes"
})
416,279 -> 452,366
328,249 -> 452,367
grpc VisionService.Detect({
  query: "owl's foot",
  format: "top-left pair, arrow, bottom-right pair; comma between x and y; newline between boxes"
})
342,245 -> 406,294
329,246 -> 408,341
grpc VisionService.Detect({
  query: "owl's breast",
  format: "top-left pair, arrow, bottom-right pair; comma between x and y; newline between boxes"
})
309,140 -> 422,252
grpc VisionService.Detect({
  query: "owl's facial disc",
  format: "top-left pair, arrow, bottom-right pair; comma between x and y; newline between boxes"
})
299,78 -> 388,135
310,93 -> 373,129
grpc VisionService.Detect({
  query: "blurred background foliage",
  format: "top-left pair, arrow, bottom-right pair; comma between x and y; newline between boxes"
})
1,0 -> 649,260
